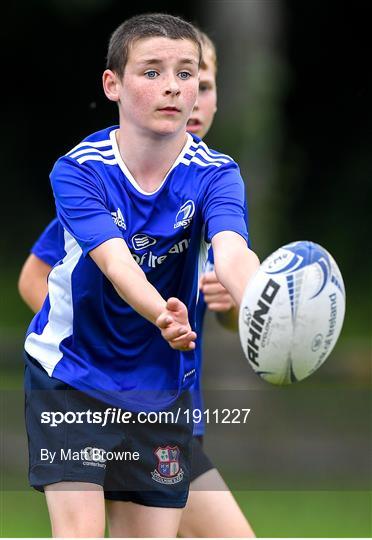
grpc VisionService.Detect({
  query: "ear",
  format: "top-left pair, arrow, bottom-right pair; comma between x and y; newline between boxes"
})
102,69 -> 121,102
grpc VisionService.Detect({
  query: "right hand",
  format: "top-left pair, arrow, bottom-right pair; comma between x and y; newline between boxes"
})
156,297 -> 197,351
200,271 -> 236,312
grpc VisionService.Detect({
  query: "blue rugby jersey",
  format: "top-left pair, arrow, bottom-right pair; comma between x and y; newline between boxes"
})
31,218 -> 208,434
30,217 -> 208,433
31,218 -> 65,265
25,126 -> 248,413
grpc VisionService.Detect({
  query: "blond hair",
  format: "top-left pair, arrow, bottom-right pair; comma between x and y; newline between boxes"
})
197,29 -> 217,74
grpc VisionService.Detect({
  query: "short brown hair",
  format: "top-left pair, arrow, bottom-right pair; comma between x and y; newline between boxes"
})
106,13 -> 202,79
197,30 -> 217,74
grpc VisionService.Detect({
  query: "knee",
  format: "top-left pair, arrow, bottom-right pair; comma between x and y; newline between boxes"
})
51,521 -> 105,538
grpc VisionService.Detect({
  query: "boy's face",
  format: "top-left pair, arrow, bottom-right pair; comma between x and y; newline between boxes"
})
186,47 -> 217,139
105,37 -> 199,137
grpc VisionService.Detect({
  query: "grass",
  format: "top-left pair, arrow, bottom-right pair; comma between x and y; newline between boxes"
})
1,267 -> 370,536
235,490 -> 371,537
0,489 -> 370,537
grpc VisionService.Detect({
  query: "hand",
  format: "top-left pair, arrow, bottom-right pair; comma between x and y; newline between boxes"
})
156,297 -> 197,351
200,271 -> 236,312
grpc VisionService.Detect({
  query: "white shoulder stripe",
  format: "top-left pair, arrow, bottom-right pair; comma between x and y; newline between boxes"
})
199,141 -> 233,161
182,146 -> 228,167
186,148 -> 230,164
194,148 -> 230,164
66,139 -> 112,156
180,156 -> 222,168
77,155 -> 118,165
69,147 -> 115,159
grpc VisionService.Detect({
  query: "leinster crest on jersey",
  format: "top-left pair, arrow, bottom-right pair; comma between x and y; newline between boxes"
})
151,446 -> 184,484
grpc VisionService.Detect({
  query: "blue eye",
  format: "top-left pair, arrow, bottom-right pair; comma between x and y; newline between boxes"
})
178,71 -> 191,80
145,71 -> 158,79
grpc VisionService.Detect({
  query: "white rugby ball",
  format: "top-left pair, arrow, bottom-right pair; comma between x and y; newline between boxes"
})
239,241 -> 346,384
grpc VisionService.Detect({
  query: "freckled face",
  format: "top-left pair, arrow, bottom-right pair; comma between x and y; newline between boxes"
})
115,37 -> 200,136
187,47 -> 217,139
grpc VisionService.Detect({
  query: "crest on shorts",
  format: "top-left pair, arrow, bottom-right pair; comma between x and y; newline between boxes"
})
151,445 -> 184,484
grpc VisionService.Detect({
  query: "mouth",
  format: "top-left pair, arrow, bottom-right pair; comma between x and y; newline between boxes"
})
186,118 -> 202,133
158,107 -> 181,114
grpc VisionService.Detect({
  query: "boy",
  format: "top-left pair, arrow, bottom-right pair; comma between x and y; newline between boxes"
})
23,14 -> 259,537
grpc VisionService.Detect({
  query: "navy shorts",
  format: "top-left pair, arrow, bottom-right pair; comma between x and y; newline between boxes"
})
189,436 -> 215,483
24,353 -> 193,508
106,435 -> 215,502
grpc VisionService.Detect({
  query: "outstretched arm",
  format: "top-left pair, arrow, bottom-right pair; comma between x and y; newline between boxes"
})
18,254 -> 52,313
90,237 -> 196,351
211,231 -> 260,307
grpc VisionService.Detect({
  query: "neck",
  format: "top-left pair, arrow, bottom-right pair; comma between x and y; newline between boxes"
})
116,123 -> 188,193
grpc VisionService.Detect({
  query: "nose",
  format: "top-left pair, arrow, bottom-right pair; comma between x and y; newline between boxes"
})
164,76 -> 181,96
192,97 -> 199,111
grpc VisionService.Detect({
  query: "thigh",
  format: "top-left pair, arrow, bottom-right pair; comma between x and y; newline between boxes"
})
45,481 -> 105,537
106,499 -> 182,538
179,468 -> 256,538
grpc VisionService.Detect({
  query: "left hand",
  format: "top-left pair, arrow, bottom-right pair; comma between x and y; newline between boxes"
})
156,297 -> 197,351
200,271 -> 236,312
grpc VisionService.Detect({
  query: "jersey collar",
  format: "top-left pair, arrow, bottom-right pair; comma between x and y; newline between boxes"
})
109,129 -> 194,196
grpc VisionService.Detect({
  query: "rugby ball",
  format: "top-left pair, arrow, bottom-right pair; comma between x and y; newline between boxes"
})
239,241 -> 345,384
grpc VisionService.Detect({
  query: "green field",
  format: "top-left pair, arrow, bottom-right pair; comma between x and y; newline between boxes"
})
1,269 -> 370,538
1,363 -> 371,537
0,489 -> 370,537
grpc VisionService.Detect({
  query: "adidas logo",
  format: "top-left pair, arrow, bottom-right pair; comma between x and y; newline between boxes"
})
111,208 -> 127,230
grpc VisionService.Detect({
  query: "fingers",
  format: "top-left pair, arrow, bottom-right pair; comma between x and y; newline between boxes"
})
160,325 -> 196,351
204,290 -> 232,303
200,272 -> 235,313
206,302 -> 233,312
156,314 -> 196,350
199,271 -> 218,291
200,272 -> 229,297
202,282 -> 227,295
162,324 -> 192,342
166,297 -> 185,313
201,271 -> 218,284
169,331 -> 197,351
157,319 -> 196,351
156,297 -> 196,351
203,285 -> 235,311
156,312 -> 189,340
156,313 -> 174,330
